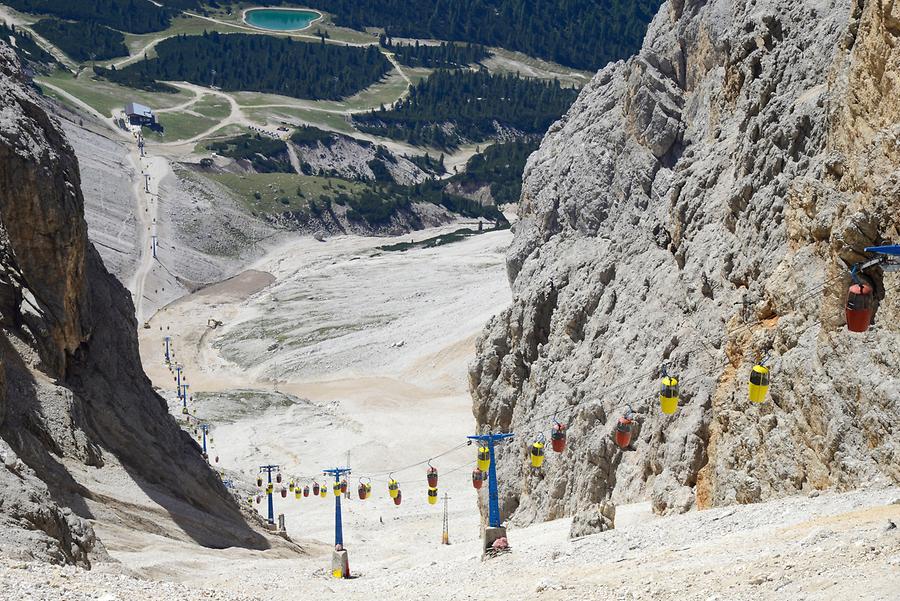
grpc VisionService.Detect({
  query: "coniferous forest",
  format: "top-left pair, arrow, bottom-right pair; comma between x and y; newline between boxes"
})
0,21 -> 56,68
113,33 -> 391,100
206,134 -> 292,173
289,0 -> 663,70
449,139 -> 539,204
4,0 -> 174,34
32,18 -> 128,61
379,37 -> 490,68
354,69 -> 577,149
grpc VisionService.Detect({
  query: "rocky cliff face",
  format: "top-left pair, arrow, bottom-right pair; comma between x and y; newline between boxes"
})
0,45 -> 267,564
470,0 -> 900,525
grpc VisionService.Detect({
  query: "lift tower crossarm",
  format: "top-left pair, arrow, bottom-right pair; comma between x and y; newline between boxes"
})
864,244 -> 900,272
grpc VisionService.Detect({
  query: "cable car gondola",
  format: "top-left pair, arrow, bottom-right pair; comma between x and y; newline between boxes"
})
312,481 -> 320,496
275,472 -> 283,484
615,406 -> 635,450
358,479 -> 368,500
333,481 -> 342,496
289,481 -> 295,493
660,367 -> 679,414
551,421 -> 567,452
426,461 -> 438,488
388,476 -> 400,499
295,487 -> 301,500
340,479 -> 348,494
845,245 -> 900,332
530,434 -> 545,468
477,446 -> 490,471
749,362 -> 770,403
303,485 -> 310,497
319,485 -> 327,498
427,487 -> 438,505
280,486 -> 287,498
846,282 -> 874,332
393,489 -> 402,506
472,468 -> 484,490
256,475 -> 263,488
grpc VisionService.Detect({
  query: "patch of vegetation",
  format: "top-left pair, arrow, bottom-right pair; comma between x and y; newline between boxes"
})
378,225 -> 509,252
93,65 -> 179,93
289,0 -> 662,71
289,125 -> 350,148
379,36 -> 489,68
0,21 -> 57,69
314,175 -> 507,225
4,0 -> 174,34
366,159 -> 394,183
114,32 -> 392,100
204,173 -> 365,216
407,152 -> 446,175
450,139 -> 538,204
206,134 -> 292,173
37,68 -> 193,116
32,18 -> 128,62
204,170 -> 504,228
354,69 -> 577,149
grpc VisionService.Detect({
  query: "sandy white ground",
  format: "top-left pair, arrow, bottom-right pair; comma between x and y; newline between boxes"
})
2,488 -> 898,601
139,223 -> 515,554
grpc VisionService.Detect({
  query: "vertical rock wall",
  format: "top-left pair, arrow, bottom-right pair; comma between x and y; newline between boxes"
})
0,45 -> 267,564
470,0 -> 900,524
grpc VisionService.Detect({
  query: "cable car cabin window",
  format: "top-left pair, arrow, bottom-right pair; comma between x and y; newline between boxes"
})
750,369 -> 769,387
660,383 -> 678,397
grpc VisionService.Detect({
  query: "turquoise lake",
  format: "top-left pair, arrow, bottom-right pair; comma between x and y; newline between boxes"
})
244,8 -> 320,31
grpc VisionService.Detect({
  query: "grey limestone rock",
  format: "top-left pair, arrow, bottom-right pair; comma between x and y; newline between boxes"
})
0,45 -> 269,563
470,0 -> 900,524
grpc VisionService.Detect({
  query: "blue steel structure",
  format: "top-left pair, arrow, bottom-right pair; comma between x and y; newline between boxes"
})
163,336 -> 171,364
865,244 -> 900,256
199,424 -> 210,455
258,464 -> 279,525
854,244 -> 900,280
323,466 -> 352,547
466,432 -> 514,528
174,365 -> 183,399
180,384 -> 190,411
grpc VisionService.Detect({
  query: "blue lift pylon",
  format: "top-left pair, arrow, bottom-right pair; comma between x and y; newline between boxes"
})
163,336 -> 171,364
258,464 -> 279,525
466,432 -> 513,528
199,424 -> 210,458
174,365 -> 183,398
323,466 -> 352,578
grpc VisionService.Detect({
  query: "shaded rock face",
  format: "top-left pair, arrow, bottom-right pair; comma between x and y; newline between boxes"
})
0,46 -> 267,564
470,0 -> 900,524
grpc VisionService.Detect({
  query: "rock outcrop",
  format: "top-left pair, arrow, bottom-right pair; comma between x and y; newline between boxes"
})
0,45 -> 267,564
470,0 -> 900,525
